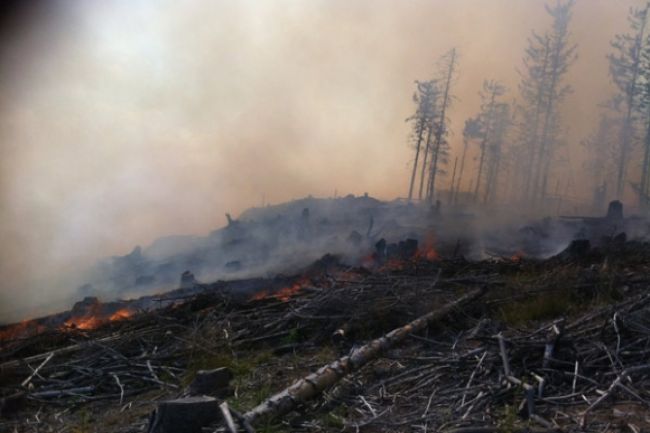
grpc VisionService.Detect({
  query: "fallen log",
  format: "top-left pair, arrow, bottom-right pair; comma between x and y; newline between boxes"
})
243,287 -> 486,424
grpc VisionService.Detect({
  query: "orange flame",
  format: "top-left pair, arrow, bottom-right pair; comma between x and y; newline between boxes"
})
0,307 -> 136,340
0,320 -> 46,341
250,278 -> 310,302
381,258 -> 408,271
65,306 -> 135,330
332,269 -> 363,282
273,284 -> 300,302
65,316 -> 102,330
360,253 -> 376,269
250,290 -> 270,301
416,233 -> 440,262
510,250 -> 525,262
109,308 -> 134,321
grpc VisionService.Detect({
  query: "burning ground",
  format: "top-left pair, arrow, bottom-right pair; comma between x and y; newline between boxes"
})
3,200 -> 650,432
21,194 -> 632,315
0,194 -> 633,339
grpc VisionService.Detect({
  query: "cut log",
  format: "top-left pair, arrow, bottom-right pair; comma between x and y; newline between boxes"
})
147,396 -> 221,433
243,287 -> 486,424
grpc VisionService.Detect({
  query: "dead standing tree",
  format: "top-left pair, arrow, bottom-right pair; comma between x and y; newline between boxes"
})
407,80 -> 440,201
638,15 -> 650,212
426,48 -> 458,204
519,33 -> 550,204
451,126 -> 470,204
530,1 -> 576,205
582,114 -> 619,212
466,80 -> 508,204
609,3 -> 649,200
483,102 -> 512,204
518,0 -> 576,209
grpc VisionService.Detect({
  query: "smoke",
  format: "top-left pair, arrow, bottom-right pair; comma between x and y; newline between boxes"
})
0,0 -> 643,323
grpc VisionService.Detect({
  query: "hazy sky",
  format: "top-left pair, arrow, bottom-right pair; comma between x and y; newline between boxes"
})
0,0 -> 643,321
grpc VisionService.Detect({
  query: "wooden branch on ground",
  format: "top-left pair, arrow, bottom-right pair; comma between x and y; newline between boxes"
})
1,334 -> 122,371
21,352 -> 54,387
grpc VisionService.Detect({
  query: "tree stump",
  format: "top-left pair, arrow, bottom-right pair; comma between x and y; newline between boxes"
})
147,396 -> 221,433
188,367 -> 233,397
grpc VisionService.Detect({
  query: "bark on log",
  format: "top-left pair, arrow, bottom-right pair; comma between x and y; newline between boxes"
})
243,287 -> 486,424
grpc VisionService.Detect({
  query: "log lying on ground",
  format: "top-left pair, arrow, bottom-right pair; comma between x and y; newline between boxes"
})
243,287 -> 486,424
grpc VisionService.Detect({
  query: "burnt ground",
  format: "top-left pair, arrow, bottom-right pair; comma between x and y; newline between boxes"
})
3,242 -> 650,432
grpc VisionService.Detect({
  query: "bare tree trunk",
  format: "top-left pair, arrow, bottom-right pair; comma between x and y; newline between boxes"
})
615,13 -> 647,198
640,115 -> 650,211
532,25 -> 568,207
540,153 -> 552,209
617,102 -> 638,200
531,112 -> 553,208
418,125 -> 435,200
427,137 -> 441,201
428,48 -> 457,203
501,156 -> 513,205
474,138 -> 487,203
408,122 -> 426,201
454,138 -> 469,204
522,38 -> 551,203
484,149 -> 501,205
492,154 -> 501,203
531,105 -> 556,207
473,90 -> 498,203
449,156 -> 458,204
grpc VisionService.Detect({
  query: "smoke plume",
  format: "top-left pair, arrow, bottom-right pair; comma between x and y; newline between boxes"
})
0,0 -> 642,322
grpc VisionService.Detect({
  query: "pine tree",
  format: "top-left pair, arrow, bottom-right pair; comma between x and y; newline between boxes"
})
531,1 -> 577,204
582,114 -> 619,210
452,137 -> 468,204
407,80 -> 440,201
418,82 -> 442,200
518,1 -> 577,208
483,103 -> 512,204
609,3 -> 649,198
426,48 -> 458,203
638,16 -> 650,210
466,80 -> 509,204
